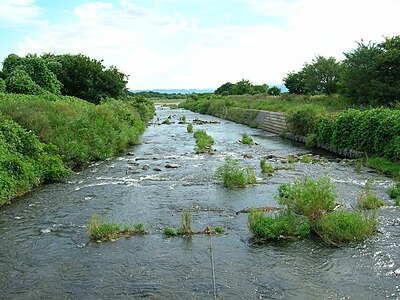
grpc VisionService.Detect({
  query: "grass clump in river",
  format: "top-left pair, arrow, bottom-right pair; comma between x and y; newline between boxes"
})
248,211 -> 310,239
249,176 -> 378,246
260,159 -> 275,176
241,133 -> 253,145
276,176 -> 337,221
88,214 -> 146,242
388,182 -> 400,205
193,130 -> 214,153
187,123 -> 193,133
357,181 -> 385,210
313,210 -> 377,245
216,156 -> 256,188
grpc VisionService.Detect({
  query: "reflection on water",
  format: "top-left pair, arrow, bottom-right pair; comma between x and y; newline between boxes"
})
0,106 -> 399,299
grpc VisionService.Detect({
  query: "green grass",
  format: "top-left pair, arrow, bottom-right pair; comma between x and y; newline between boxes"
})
178,210 -> 193,235
355,158 -> 364,173
164,226 -> 177,236
388,182 -> 400,199
248,211 -> 311,239
366,157 -> 400,179
276,176 -> 337,221
193,130 -> 214,153
187,123 -> 193,133
213,225 -> 225,233
87,214 -> 146,241
216,156 -> 256,188
313,210 -> 377,245
395,197 -> 400,206
357,182 -> 385,210
260,159 -> 275,176
241,133 -> 253,145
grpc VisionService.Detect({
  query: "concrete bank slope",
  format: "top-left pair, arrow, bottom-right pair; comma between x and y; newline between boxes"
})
222,107 -> 363,159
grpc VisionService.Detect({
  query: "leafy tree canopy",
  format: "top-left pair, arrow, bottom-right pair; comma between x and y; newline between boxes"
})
215,79 -> 269,96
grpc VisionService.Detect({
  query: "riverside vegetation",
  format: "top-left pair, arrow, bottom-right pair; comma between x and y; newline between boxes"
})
0,53 -> 154,205
248,177 -> 379,246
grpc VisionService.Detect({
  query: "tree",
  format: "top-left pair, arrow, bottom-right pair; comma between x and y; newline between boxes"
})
0,78 -> 5,92
2,53 -> 62,95
253,83 -> 268,94
48,54 -> 128,104
283,71 -> 306,94
340,36 -> 400,104
268,86 -> 281,96
215,82 -> 234,95
232,79 -> 255,95
284,56 -> 341,95
5,68 -> 44,95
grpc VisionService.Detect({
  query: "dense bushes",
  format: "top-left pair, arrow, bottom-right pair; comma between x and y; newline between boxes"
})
0,113 -> 71,205
285,105 -> 326,136
316,109 -> 400,162
0,93 -> 154,169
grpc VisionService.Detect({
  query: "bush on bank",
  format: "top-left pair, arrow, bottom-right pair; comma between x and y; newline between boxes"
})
0,93 -> 154,170
0,113 -> 71,205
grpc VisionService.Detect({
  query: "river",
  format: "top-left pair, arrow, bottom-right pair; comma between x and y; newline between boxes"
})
0,105 -> 399,299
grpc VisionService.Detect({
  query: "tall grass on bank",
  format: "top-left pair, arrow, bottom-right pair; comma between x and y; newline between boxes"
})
0,113 -> 71,205
0,94 -> 154,169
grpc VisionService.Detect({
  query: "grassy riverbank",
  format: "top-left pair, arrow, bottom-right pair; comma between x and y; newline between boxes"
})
0,93 -> 154,205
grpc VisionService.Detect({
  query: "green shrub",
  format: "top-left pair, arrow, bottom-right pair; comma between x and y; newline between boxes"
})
0,114 -> 71,205
395,197 -> 400,206
313,210 -> 377,245
193,130 -> 214,153
0,78 -> 5,93
260,159 -> 275,175
248,211 -> 311,239
357,182 -> 385,210
164,226 -> 177,236
213,225 -> 225,233
0,94 -> 151,169
187,123 -> 193,133
216,156 -> 256,188
286,105 -> 327,136
5,68 -> 44,95
388,182 -> 400,199
317,109 -> 400,163
276,176 -> 337,221
88,214 -> 121,241
241,133 -> 253,145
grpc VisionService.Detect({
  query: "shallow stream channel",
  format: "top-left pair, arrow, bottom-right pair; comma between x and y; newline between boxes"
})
1,105 -> 399,299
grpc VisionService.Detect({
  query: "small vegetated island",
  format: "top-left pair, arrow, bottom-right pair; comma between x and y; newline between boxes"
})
0,53 -> 154,206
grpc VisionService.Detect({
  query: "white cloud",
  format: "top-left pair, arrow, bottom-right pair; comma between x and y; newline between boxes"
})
12,0 -> 400,89
0,0 -> 45,26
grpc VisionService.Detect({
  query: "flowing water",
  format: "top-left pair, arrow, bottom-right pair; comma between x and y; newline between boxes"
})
0,105 -> 399,299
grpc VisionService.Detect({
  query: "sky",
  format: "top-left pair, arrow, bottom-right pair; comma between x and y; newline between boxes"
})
0,0 -> 399,90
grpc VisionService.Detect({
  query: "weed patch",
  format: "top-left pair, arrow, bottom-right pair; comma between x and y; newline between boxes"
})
241,133 -> 253,145
260,159 -> 275,176
187,123 -> 193,133
193,130 -> 214,153
88,214 -> 146,242
216,156 -> 256,188
313,210 -> 377,245
357,182 -> 385,210
248,211 -> 311,239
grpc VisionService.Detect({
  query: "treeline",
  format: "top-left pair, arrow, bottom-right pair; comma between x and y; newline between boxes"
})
132,90 -> 187,99
0,53 -> 128,104
215,79 -> 281,96
0,53 -> 154,205
283,35 -> 400,105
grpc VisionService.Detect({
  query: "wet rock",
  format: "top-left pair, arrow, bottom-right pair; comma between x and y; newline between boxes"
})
165,163 -> 181,169
243,153 -> 254,159
142,164 -> 150,170
135,157 -> 148,161
394,268 -> 400,275
130,170 -> 141,174
127,152 -> 135,156
153,167 -> 163,171
335,158 -> 342,163
127,161 -> 140,166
